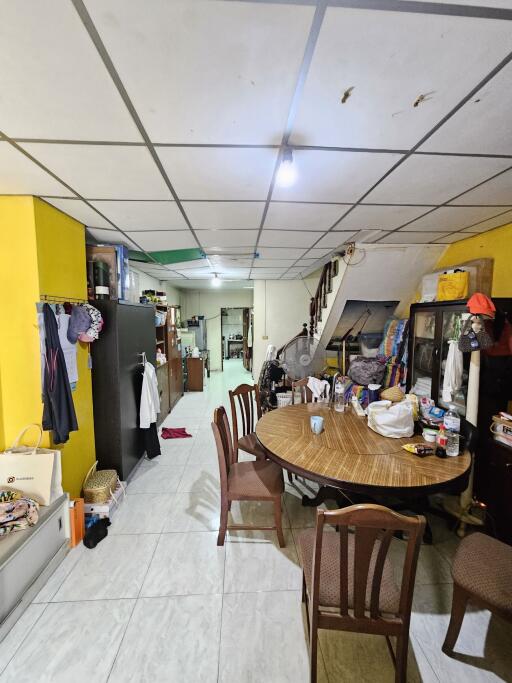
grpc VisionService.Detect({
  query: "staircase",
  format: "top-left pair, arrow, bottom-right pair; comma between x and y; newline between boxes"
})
309,256 -> 348,352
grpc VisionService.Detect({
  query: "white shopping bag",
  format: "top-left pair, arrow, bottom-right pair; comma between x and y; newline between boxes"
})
367,401 -> 414,439
0,424 -> 63,505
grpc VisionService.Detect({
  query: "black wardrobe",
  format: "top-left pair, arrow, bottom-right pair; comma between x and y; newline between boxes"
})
91,301 -> 156,480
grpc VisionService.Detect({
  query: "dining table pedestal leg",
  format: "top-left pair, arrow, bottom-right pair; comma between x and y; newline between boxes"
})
301,485 -> 355,509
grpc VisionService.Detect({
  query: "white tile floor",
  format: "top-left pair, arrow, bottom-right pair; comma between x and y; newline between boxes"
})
1,359 -> 510,682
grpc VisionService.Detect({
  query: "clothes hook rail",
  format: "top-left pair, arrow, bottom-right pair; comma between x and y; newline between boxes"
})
40,294 -> 89,304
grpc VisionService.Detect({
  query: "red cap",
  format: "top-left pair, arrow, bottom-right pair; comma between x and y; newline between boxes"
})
467,293 -> 496,318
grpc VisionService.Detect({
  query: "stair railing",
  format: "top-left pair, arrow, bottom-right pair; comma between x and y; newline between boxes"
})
309,260 -> 337,336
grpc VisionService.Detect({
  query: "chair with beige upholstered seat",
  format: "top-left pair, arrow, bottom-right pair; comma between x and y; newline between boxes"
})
212,406 -> 285,547
443,532 -> 512,655
297,504 -> 425,683
229,383 -> 268,461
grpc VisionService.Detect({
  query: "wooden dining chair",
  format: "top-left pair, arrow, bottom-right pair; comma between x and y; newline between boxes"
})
442,532 -> 512,655
212,406 -> 285,547
229,383 -> 269,461
297,504 -> 425,683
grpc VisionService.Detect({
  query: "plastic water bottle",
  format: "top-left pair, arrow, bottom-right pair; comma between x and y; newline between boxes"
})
444,404 -> 460,457
444,404 -> 461,433
334,380 -> 345,412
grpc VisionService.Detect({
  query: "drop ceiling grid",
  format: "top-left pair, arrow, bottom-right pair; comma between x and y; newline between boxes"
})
0,1 -> 511,281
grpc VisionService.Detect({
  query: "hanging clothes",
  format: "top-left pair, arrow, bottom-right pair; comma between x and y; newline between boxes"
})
41,303 -> 78,444
140,361 -> 160,428
57,313 -> 78,385
139,360 -> 161,460
442,339 -> 463,404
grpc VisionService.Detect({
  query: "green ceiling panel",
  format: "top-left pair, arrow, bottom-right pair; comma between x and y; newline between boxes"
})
129,248 -> 205,264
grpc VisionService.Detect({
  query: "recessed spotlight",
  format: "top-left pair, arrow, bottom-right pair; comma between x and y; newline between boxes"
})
276,148 -> 297,187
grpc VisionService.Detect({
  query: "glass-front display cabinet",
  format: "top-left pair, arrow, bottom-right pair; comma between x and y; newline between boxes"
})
406,301 -> 470,416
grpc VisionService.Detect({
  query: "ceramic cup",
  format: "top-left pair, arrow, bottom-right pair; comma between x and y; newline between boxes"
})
310,415 -> 324,434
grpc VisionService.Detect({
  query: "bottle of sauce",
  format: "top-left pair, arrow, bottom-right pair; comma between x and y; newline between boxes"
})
436,427 -> 448,458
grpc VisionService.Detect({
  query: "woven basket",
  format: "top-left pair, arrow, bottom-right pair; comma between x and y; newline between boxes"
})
380,386 -> 405,403
83,462 -> 119,504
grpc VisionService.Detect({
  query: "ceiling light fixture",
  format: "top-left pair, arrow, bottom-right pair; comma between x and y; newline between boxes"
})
276,147 -> 297,188
211,273 -> 221,288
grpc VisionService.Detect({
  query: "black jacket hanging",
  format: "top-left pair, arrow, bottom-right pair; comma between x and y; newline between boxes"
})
42,303 -> 78,444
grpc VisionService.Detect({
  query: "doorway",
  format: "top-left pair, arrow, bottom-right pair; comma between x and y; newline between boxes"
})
221,307 -> 252,372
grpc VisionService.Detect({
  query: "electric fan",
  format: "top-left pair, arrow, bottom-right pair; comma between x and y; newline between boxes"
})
280,335 -> 322,381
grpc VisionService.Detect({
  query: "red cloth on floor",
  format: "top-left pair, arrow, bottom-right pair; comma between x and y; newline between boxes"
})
161,427 -> 192,439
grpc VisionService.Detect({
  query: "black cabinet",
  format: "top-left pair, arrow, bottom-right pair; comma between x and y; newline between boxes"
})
407,300 -> 469,415
91,301 -> 156,480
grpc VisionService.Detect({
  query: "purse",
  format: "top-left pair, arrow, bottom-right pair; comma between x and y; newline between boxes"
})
0,424 -> 62,505
458,316 -> 493,352
437,270 -> 469,301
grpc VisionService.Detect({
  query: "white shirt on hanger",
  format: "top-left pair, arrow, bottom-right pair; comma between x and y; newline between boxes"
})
140,361 -> 160,429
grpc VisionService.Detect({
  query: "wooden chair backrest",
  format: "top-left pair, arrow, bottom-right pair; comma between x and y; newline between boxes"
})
212,406 -> 235,490
312,504 -> 425,622
229,383 -> 262,446
292,378 -> 314,404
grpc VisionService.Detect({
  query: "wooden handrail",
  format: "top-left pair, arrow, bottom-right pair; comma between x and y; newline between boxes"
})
309,261 -> 334,336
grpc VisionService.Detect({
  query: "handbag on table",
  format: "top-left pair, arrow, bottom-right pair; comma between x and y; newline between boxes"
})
0,424 -> 63,505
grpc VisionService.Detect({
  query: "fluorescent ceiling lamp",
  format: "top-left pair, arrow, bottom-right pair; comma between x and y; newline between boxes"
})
211,273 -> 221,288
276,148 -> 297,187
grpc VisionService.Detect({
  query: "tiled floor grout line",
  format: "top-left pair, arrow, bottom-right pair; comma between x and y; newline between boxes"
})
0,602 -> 50,676
105,474 -> 171,682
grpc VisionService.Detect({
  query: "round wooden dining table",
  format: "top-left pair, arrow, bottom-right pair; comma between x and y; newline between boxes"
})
256,402 -> 471,501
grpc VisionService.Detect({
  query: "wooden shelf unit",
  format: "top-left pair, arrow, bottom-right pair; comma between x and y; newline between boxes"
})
154,304 -> 183,425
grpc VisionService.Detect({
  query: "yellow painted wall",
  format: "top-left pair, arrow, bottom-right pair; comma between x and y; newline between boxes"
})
436,222 -> 512,297
0,197 -> 96,497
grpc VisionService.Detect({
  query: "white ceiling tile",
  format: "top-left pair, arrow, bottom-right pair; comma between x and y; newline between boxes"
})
335,204 -> 432,231
449,169 -> 512,206
313,232 -> 357,249
353,229 -> 389,243
197,230 -> 258,248
126,230 -> 197,251
19,144 -> 171,199
421,62 -> 512,155
205,246 -> 255,255
182,201 -> 265,229
85,0 -> 314,144
178,270 -> 213,279
217,269 -> 250,278
462,210 -> 512,233
291,7 -> 512,148
209,256 -> 254,268
251,270 -> 287,278
42,198 -> 113,229
407,0 -> 512,6
158,148 -> 277,200
265,202 -> 349,230
0,1 -> 140,141
380,231 -> 450,244
295,258 -> 318,267
365,155 -> 511,204
87,228 -> 134,247
252,259 -> 297,268
272,150 -> 402,203
404,206 -> 512,232
0,142 -> 70,195
432,233 -> 474,244
91,200 -> 187,230
169,260 -> 208,270
259,230 -> 320,248
257,247 -> 307,259
305,248 -> 333,258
